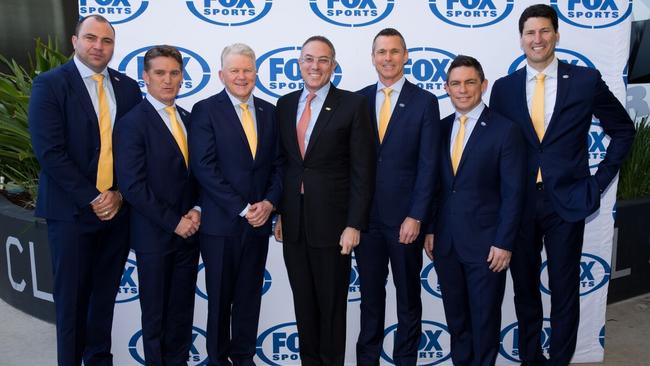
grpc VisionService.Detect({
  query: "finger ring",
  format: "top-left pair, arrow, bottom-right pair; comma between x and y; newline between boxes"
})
103,211 -> 109,216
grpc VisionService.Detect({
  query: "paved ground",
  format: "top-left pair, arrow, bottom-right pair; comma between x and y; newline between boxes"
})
1,294 -> 648,365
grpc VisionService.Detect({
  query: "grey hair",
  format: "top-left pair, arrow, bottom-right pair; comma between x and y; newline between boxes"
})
220,43 -> 257,70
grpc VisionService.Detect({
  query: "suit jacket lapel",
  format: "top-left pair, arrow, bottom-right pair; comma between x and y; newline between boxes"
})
218,90 -> 254,161
65,62 -> 99,133
442,115 -> 454,177
455,108 -> 489,177
544,61 -> 570,142
304,85 -> 339,159
517,67 -> 540,147
284,91 -> 302,161
253,97 -> 266,162
380,80 -> 413,149
108,68 -> 132,120
143,100 -> 189,173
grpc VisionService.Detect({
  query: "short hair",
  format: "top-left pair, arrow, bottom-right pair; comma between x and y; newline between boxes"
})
519,4 -> 559,34
74,15 -> 115,37
143,45 -> 183,72
220,43 -> 257,70
372,28 -> 407,52
301,35 -> 336,62
447,55 -> 485,83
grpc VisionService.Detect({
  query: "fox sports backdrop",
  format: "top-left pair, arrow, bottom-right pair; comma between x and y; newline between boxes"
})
78,0 -> 632,364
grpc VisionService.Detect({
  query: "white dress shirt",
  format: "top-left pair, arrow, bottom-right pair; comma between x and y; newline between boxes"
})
375,76 -> 405,128
296,83 -> 331,150
526,57 -> 558,130
74,55 -> 117,127
449,102 -> 486,155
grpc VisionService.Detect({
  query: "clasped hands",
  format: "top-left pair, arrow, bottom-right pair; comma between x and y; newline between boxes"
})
91,191 -> 122,221
175,208 -> 201,239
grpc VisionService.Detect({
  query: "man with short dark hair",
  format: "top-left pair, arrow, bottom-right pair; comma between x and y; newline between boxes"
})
274,35 -> 375,365
28,14 -> 142,366
355,27 -> 439,366
426,55 -> 525,366
490,4 -> 635,365
114,45 -> 200,365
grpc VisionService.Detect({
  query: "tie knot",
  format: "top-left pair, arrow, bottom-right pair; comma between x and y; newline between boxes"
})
536,73 -> 546,82
306,93 -> 316,103
240,103 -> 249,111
459,115 -> 468,125
164,105 -> 176,116
382,87 -> 393,97
91,73 -> 104,83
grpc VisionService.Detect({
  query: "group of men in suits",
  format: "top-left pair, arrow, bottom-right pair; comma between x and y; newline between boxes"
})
28,3 -> 635,366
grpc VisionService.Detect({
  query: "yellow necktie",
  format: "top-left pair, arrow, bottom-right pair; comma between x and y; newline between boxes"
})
91,73 -> 113,191
531,73 -> 546,182
240,103 -> 257,159
164,106 -> 189,167
378,87 -> 393,143
451,115 -> 468,176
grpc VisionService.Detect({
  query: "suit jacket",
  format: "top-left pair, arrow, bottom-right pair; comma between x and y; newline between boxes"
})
189,89 -> 282,236
490,61 -> 635,222
357,79 -> 440,227
113,99 -> 198,253
277,84 -> 375,248
29,60 -> 142,221
433,107 -> 525,263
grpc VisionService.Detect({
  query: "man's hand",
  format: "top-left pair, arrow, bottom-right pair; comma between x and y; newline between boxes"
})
340,227 -> 360,255
399,217 -> 421,244
184,208 -> 201,226
246,200 -> 274,227
175,216 -> 199,239
424,234 -> 434,261
487,246 -> 511,272
273,215 -> 283,242
92,191 -> 123,221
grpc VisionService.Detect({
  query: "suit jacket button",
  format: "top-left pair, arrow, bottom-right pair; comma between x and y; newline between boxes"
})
378,157 -> 382,162
452,190 -> 456,193
538,148 -> 543,153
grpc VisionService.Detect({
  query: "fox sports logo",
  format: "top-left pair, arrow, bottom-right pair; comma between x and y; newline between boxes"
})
540,253 -> 611,296
420,261 -> 443,299
507,48 -> 595,74
78,0 -> 149,24
116,258 -> 139,303
185,0 -> 273,26
309,0 -> 395,27
128,326 -> 208,365
255,46 -> 343,99
381,320 -> 451,365
117,45 -> 211,99
405,47 -> 457,99
500,319 -> 552,362
256,322 -> 300,365
349,255 -> 361,302
428,0 -> 515,28
588,120 -> 608,171
195,264 -> 272,299
551,0 -> 633,29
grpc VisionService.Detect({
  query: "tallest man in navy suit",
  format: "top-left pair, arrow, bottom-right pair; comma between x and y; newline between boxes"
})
490,5 -> 635,365
355,28 -> 439,366
28,15 -> 141,366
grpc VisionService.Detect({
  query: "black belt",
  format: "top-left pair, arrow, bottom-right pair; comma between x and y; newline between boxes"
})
536,182 -> 544,191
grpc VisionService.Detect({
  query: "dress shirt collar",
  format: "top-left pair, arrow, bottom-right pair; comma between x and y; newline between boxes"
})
301,82 -> 331,102
454,101 -> 485,122
225,88 -> 254,110
73,55 -> 109,80
526,56 -> 558,82
377,76 -> 405,94
146,93 -> 175,111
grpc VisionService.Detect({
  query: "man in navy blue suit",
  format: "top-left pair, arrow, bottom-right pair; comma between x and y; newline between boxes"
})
354,28 -> 439,366
113,45 -> 200,366
189,43 -> 282,366
28,15 -> 141,366
425,55 -> 525,366
489,5 -> 635,365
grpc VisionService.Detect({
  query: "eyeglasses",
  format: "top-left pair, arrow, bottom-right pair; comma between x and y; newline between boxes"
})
299,56 -> 333,66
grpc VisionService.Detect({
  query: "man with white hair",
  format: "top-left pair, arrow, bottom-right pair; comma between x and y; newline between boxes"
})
189,43 -> 282,366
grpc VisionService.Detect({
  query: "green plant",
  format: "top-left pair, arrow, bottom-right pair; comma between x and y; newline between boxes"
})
0,38 -> 70,207
618,115 -> 650,200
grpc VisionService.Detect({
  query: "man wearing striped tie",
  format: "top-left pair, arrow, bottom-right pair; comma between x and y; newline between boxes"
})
189,43 -> 282,366
28,15 -> 142,366
490,4 -> 635,365
113,45 -> 200,365
426,55 -> 525,366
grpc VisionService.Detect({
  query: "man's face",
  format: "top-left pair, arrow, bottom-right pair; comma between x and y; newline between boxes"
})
299,40 -> 337,93
72,17 -> 115,73
372,35 -> 408,86
444,66 -> 487,115
143,56 -> 183,106
219,53 -> 256,102
520,16 -> 559,71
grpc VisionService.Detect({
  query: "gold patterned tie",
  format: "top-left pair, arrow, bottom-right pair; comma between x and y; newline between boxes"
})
531,73 -> 546,182
91,74 -> 113,191
378,87 -> 393,143
240,103 -> 257,159
164,106 -> 189,167
451,115 -> 468,176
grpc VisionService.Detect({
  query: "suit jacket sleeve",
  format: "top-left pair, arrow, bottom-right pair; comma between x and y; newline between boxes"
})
28,75 -> 100,207
591,71 -> 635,191
347,96 -> 376,230
189,100 -> 248,216
495,121 -> 526,251
408,96 -> 440,222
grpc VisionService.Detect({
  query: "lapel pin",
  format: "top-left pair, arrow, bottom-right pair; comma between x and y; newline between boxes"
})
480,121 -> 486,126
113,76 -> 120,81
258,106 -> 263,111
399,103 -> 405,107
325,107 -> 331,111
563,74 -> 569,79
